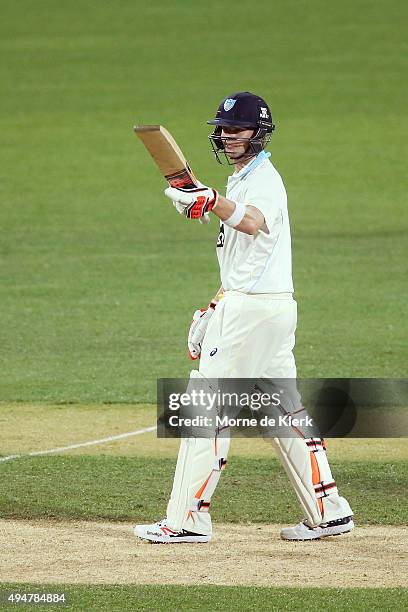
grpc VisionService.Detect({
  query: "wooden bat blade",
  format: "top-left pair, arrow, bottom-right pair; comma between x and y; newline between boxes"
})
134,125 -> 198,189
134,124 -> 210,224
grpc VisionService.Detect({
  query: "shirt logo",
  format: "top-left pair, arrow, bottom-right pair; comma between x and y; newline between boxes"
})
223,99 -> 236,112
216,223 -> 225,248
210,348 -> 218,357
260,107 -> 269,119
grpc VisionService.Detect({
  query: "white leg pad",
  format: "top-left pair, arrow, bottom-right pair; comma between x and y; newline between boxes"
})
166,371 -> 230,535
271,437 -> 352,526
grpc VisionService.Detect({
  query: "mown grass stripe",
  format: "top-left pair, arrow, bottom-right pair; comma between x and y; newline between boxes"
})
1,456 -> 406,525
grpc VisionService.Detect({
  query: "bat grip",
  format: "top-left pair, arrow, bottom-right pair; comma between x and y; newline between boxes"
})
199,214 -> 211,225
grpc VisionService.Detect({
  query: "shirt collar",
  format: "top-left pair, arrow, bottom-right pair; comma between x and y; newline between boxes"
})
232,150 -> 271,180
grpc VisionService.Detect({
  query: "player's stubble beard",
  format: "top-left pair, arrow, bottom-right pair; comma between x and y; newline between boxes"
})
224,132 -> 256,171
225,145 -> 256,171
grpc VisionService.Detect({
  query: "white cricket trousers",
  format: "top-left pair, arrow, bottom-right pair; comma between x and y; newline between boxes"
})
200,290 -> 297,379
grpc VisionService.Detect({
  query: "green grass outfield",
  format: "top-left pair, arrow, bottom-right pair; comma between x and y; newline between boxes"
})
1,586 -> 407,612
1,455 -> 407,525
1,0 -> 407,404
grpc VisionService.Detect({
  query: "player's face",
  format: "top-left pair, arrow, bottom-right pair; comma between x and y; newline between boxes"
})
221,127 -> 255,161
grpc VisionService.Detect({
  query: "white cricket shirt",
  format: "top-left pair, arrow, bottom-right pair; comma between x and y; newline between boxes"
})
216,152 -> 294,294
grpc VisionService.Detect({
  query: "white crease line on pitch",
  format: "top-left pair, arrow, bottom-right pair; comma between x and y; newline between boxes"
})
0,425 -> 157,463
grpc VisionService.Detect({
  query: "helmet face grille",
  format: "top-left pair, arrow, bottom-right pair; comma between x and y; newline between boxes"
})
208,126 -> 273,166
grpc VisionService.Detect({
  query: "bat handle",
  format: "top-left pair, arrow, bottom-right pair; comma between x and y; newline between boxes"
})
199,214 -> 211,225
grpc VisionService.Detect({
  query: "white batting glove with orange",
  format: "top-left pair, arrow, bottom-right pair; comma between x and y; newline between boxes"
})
188,302 -> 217,360
165,185 -> 218,220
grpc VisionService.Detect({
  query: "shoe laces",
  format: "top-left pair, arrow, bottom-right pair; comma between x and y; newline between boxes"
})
302,519 -> 316,530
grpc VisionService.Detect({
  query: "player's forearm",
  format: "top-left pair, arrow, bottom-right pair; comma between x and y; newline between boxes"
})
213,195 -> 263,235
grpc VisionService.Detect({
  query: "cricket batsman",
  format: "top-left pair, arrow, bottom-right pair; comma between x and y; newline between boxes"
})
134,92 -> 354,543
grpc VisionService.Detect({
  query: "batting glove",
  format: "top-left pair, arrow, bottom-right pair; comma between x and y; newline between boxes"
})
165,185 -> 218,220
187,300 -> 217,360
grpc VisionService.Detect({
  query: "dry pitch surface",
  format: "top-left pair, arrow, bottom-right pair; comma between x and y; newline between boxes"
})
1,520 -> 407,588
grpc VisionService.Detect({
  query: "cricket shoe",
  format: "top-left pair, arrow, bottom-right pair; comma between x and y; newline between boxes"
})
280,516 -> 354,541
133,519 -> 211,544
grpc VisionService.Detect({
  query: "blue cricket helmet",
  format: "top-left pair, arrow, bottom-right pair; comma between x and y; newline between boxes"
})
207,92 -> 275,164
207,91 -> 274,131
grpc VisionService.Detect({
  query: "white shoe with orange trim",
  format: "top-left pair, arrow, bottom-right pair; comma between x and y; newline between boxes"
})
280,516 -> 354,541
133,519 -> 211,544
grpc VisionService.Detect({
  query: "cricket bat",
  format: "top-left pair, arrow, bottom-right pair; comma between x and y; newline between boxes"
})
134,125 -> 210,223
